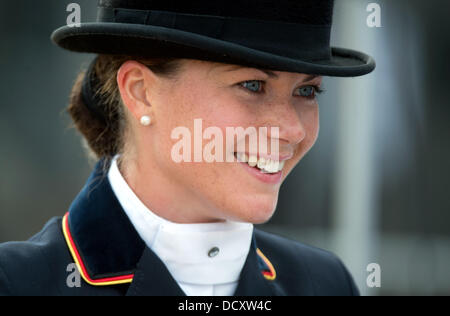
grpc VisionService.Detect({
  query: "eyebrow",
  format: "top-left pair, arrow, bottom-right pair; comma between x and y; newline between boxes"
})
223,65 -> 320,82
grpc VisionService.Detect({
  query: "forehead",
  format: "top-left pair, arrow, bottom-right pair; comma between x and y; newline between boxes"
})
182,60 -> 321,81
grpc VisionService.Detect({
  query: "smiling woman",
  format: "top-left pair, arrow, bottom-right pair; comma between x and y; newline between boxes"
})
0,0 -> 375,296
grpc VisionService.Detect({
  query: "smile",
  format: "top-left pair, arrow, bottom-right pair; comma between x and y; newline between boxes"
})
235,152 -> 285,174
234,152 -> 285,185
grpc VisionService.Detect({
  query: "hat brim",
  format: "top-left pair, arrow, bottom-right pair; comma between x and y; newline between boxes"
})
52,23 -> 375,77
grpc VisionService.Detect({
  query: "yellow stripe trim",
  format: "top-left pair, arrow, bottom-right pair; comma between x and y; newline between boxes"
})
256,248 -> 277,281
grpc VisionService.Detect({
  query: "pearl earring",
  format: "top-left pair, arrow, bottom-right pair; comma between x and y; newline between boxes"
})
140,116 -> 151,126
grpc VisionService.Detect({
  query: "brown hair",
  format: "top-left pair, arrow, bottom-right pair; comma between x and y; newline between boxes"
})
67,54 -> 181,164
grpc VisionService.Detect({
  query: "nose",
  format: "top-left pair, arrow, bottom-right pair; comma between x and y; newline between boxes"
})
271,101 -> 307,146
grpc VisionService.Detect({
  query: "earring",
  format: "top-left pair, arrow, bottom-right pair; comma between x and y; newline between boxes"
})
140,116 -> 152,126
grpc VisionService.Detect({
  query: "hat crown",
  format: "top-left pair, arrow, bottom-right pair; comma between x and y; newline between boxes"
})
52,0 -> 375,77
98,0 -> 334,25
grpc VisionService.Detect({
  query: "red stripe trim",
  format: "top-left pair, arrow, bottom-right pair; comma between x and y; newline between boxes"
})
262,271 -> 275,277
62,213 -> 134,285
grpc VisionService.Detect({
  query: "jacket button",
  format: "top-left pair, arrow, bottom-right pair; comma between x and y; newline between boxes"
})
208,247 -> 220,258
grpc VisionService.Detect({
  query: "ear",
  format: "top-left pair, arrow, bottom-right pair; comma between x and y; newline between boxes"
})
117,60 -> 156,123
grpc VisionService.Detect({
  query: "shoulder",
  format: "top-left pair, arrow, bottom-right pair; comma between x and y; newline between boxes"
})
0,217 -> 71,295
254,228 -> 360,296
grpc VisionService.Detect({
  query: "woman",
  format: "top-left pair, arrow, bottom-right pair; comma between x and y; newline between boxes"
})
0,0 -> 375,296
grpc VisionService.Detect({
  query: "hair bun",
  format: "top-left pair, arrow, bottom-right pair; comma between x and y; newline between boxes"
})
81,57 -> 107,123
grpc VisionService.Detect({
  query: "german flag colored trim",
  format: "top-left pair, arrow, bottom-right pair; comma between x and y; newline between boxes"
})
256,248 -> 277,281
62,213 -> 134,286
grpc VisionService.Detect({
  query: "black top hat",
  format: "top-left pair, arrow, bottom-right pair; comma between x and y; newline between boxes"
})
52,0 -> 375,77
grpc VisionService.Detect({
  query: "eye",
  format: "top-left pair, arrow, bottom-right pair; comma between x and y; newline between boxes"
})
239,80 -> 264,93
296,85 -> 322,98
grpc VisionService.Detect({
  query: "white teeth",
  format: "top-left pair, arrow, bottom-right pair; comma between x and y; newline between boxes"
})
261,159 -> 285,173
248,155 -> 258,167
266,160 -> 277,173
257,157 -> 266,169
236,152 -> 249,163
236,153 -> 286,173
263,159 -> 272,173
271,160 -> 280,172
267,160 -> 276,173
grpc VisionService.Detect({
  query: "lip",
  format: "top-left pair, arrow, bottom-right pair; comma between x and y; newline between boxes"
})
237,160 -> 283,185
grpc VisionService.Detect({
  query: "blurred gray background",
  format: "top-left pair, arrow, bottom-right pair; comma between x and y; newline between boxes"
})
0,0 -> 449,295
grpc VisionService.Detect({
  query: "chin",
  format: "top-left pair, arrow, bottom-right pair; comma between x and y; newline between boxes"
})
228,194 -> 279,224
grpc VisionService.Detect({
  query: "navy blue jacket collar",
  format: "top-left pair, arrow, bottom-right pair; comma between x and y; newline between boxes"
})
65,159 -> 279,295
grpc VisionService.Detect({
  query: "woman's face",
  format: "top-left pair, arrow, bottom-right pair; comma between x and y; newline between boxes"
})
119,59 -> 322,224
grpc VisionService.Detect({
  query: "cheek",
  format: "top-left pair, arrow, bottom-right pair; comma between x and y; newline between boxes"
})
303,107 -> 320,146
287,107 -> 320,170
150,82 -> 206,158
151,81 -> 249,172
